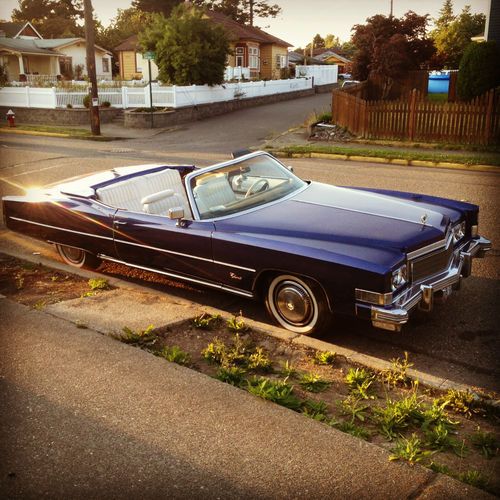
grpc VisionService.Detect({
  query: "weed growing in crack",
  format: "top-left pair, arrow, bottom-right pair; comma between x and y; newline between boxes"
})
437,389 -> 483,418
381,351 -> 413,387
471,428 -> 499,459
299,373 -> 331,393
119,325 -> 157,347
192,313 -> 222,330
458,470 -> 489,489
390,433 -> 433,465
158,345 -> 191,366
216,365 -> 247,386
338,395 -> 369,423
333,421 -> 371,440
227,313 -> 249,332
314,350 -> 336,365
280,360 -> 296,378
345,367 -> 375,400
302,400 -> 329,421
246,377 -> 302,410
247,347 -> 273,371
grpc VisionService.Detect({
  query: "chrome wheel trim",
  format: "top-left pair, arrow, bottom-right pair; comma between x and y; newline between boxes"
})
56,244 -> 85,267
267,275 -> 319,334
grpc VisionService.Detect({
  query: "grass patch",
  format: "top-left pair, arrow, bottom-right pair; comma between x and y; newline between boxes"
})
0,124 -> 92,136
247,377 -> 302,410
276,145 -> 500,167
427,93 -> 448,103
158,345 -> 191,366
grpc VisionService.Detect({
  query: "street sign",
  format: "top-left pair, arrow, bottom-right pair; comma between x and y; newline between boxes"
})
144,51 -> 155,60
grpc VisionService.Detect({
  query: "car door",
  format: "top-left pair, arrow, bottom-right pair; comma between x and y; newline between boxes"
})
111,209 -> 219,282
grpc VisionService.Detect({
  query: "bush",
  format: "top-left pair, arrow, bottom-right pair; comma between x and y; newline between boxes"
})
101,101 -> 111,107
0,63 -> 8,86
83,95 -> 90,108
66,103 -> 73,109
457,41 -> 500,101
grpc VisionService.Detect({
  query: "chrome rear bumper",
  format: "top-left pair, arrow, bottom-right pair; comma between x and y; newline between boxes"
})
358,237 -> 491,332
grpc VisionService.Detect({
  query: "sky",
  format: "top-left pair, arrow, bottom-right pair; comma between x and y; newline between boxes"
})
0,0 -> 490,48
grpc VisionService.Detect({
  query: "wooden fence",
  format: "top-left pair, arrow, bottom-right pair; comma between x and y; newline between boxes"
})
331,88 -> 500,145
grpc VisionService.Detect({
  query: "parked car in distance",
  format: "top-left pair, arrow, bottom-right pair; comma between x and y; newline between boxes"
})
2,151 -> 491,335
341,79 -> 361,88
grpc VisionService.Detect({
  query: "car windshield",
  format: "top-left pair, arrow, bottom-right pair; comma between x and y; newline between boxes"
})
189,154 -> 306,220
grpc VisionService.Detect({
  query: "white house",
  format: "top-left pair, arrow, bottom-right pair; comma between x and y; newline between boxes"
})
0,21 -> 112,83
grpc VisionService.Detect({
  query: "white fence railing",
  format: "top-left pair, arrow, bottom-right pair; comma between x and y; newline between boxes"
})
295,65 -> 338,85
0,78 -> 313,110
224,66 -> 251,81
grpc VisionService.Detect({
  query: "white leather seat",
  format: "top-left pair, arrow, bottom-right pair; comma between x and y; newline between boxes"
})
96,168 -> 192,218
193,173 -> 235,216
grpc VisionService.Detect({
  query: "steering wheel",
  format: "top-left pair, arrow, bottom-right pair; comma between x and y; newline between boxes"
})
245,178 -> 269,198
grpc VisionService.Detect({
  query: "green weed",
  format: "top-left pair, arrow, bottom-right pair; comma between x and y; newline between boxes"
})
458,470 -> 489,489
302,400 -> 329,421
227,314 -> 249,332
471,428 -> 499,459
345,367 -> 375,399
192,313 -> 222,330
88,278 -> 109,291
120,324 -> 157,347
216,365 -> 247,386
390,433 -> 433,465
32,299 -> 46,310
424,421 -> 462,454
299,373 -> 331,393
338,395 -> 369,423
246,377 -> 302,410
158,345 -> 190,366
14,272 -> 24,290
314,350 -> 336,365
280,360 -> 296,378
381,352 -> 413,387
247,347 -> 272,371
438,389 -> 482,418
428,461 -> 452,475
333,421 -> 371,440
202,337 -> 227,364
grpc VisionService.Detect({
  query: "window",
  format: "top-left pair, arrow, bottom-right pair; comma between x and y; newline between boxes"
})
235,46 -> 244,67
102,58 -> 110,73
59,57 -> 72,77
276,54 -> 287,69
249,46 -> 259,69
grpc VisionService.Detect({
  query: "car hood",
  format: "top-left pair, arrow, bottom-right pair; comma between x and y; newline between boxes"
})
214,182 -> 460,256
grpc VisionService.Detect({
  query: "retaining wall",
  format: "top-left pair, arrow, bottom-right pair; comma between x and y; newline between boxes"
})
0,107 -> 121,126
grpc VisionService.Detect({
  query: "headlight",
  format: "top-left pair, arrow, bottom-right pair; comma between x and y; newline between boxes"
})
391,264 -> 407,291
452,221 -> 466,243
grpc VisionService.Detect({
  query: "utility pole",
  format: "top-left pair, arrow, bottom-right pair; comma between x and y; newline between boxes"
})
83,0 -> 100,135
249,0 -> 254,26
390,0 -> 394,17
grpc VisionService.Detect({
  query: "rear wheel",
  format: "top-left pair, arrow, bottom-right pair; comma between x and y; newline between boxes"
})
55,244 -> 102,269
265,274 -> 329,335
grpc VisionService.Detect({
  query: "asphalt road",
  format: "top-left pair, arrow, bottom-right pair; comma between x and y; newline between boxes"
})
1,99 -> 499,393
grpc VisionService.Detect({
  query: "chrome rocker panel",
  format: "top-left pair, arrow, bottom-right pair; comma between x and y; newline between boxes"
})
358,236 -> 491,332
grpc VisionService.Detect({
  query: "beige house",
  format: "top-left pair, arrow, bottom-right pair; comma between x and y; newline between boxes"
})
0,21 -> 112,83
115,10 -> 291,81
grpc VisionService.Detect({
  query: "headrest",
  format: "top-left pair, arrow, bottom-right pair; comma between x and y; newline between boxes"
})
141,189 -> 174,205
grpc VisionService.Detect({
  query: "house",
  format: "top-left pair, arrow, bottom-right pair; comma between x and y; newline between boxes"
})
114,10 -> 292,81
0,21 -> 113,83
311,49 -> 351,73
288,51 -> 324,66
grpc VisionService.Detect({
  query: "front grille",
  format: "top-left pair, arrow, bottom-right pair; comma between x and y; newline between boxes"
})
411,243 -> 454,283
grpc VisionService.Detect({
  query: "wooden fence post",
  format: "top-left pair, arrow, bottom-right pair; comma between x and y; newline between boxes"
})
408,89 -> 417,141
484,89 -> 494,145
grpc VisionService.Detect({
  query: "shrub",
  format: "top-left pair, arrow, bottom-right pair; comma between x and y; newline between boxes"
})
101,101 -> 111,107
457,41 -> 500,101
83,95 -> 90,108
66,103 -> 73,109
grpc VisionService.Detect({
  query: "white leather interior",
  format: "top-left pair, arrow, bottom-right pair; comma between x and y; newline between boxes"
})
96,168 -> 192,218
193,173 -> 235,216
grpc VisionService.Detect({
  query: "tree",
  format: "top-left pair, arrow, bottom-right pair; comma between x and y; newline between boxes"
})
139,4 -> 231,85
131,0 -> 182,17
457,41 -> 500,100
324,34 -> 341,49
431,2 -> 486,68
312,34 -> 325,49
351,11 -> 435,98
12,0 -> 84,38
192,0 -> 281,25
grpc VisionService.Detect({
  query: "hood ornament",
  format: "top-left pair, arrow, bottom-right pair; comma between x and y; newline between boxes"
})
420,213 -> 428,225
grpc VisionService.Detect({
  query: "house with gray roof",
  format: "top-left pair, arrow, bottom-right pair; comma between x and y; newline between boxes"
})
0,22 -> 112,83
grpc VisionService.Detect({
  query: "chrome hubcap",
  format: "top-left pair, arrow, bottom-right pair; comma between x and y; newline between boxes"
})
62,246 -> 84,263
275,282 -> 313,325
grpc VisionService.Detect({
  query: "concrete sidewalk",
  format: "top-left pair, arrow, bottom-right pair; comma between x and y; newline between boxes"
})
0,298 -> 492,498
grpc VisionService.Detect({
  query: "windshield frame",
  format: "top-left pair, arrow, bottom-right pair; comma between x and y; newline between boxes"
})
185,151 -> 307,221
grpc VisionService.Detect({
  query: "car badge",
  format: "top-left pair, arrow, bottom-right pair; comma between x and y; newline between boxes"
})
420,213 -> 428,225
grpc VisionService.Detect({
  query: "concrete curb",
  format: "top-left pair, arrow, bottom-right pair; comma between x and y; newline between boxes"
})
2,243 -> 498,409
0,128 -> 120,141
271,150 -> 499,173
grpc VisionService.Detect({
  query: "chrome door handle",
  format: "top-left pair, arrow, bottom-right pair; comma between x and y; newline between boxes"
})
114,220 -> 127,226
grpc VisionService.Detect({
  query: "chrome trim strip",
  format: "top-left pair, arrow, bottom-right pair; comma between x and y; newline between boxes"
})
295,199 -> 436,228
407,231 -> 453,260
9,217 -> 114,241
355,288 -> 393,306
98,254 -> 254,298
113,238 -> 255,273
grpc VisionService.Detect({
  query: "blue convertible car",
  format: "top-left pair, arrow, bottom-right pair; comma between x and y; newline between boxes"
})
2,151 -> 491,334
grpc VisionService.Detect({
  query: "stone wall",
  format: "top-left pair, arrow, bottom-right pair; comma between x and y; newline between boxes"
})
125,87 -> 316,128
315,83 -> 338,94
0,106 -> 121,126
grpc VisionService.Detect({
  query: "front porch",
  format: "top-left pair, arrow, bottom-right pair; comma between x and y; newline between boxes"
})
1,52 -> 60,83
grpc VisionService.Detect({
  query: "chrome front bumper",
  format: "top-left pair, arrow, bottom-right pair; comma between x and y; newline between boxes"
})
357,237 -> 491,332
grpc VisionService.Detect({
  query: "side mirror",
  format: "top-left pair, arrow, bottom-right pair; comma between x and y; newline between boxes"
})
168,207 -> 185,227
287,166 -> 294,173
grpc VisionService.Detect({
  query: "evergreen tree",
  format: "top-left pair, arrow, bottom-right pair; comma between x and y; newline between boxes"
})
139,4 -> 231,86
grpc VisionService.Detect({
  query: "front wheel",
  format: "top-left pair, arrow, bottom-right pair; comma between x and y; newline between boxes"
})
55,244 -> 102,270
265,274 -> 329,335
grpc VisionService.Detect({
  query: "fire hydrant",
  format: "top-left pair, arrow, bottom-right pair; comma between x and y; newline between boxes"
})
6,109 -> 15,127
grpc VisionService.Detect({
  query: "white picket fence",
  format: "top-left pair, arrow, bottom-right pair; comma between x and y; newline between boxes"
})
0,78 -> 313,110
295,65 -> 338,85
